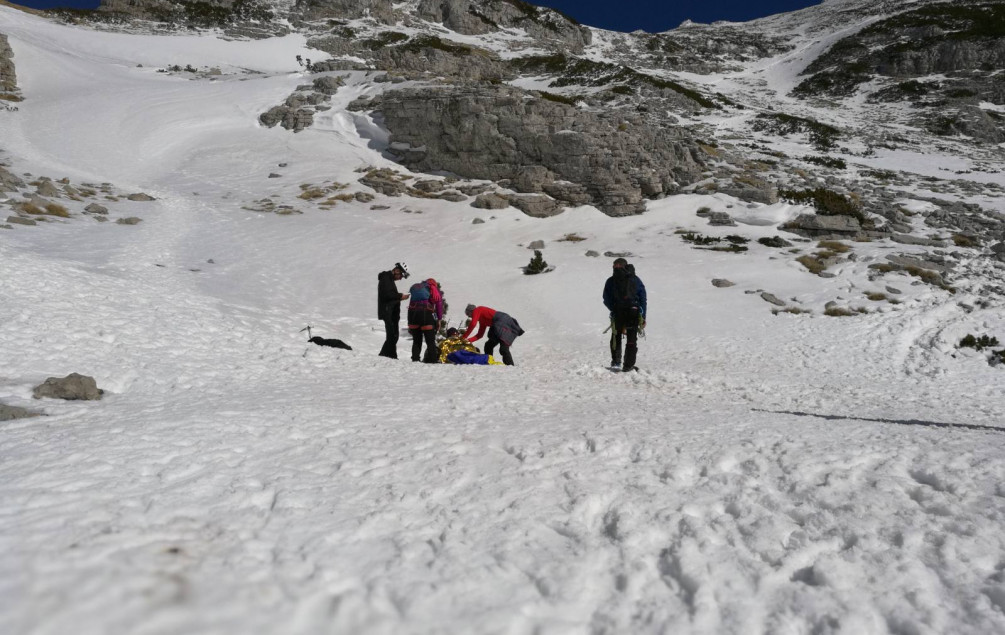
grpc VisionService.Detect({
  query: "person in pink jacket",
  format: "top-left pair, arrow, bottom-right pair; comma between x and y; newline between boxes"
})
407,278 -> 444,363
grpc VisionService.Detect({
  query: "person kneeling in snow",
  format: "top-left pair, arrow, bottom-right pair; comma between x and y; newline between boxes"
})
462,304 -> 524,366
438,328 -> 501,365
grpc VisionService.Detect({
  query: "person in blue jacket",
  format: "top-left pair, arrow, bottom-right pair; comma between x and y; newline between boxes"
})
603,258 -> 647,372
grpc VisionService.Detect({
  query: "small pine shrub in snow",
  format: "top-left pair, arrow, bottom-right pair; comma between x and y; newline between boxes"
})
711,244 -> 748,253
864,169 -> 897,182
680,232 -> 720,246
780,188 -> 864,222
751,113 -> 840,149
758,236 -> 792,248
959,334 -> 999,351
804,155 -> 846,170
523,250 -> 550,275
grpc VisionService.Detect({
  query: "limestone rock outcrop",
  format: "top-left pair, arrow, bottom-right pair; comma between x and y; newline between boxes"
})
0,34 -> 19,99
374,86 -> 703,216
414,0 -> 591,53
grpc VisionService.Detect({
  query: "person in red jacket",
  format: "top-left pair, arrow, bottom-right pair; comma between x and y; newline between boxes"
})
462,304 -> 524,366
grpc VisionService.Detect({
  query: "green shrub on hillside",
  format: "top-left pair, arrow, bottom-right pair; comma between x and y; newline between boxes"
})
359,32 -> 408,50
537,91 -> 579,106
752,113 -> 840,150
959,334 -> 1000,351
511,55 -> 718,108
805,155 -> 847,169
859,3 -> 1005,41
523,250 -> 551,275
779,188 -> 864,222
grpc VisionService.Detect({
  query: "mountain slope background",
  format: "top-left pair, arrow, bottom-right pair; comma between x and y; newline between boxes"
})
2,1 -> 1005,633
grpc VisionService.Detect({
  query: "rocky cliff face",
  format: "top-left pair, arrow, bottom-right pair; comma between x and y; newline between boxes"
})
413,0 -> 590,52
308,34 -> 511,82
94,0 -> 589,48
792,1 -> 1005,142
0,34 -> 18,98
290,0 -> 396,23
635,24 -> 794,74
797,3 -> 1005,95
368,85 -> 703,216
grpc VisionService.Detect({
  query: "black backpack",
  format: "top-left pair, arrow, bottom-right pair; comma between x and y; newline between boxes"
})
613,267 -> 638,309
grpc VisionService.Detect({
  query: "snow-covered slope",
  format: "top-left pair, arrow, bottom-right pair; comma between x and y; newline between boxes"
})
2,4 -> 1005,634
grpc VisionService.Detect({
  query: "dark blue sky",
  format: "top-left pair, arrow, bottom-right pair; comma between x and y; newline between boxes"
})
10,0 -> 823,33
545,0 -> 821,32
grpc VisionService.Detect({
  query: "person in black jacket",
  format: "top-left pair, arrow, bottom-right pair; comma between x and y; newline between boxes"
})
377,263 -> 410,358
602,258 -> 647,372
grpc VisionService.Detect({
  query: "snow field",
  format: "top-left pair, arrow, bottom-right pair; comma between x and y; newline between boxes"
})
2,5 -> 1005,634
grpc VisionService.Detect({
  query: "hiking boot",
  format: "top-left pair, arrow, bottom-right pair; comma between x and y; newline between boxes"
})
621,365 -> 636,372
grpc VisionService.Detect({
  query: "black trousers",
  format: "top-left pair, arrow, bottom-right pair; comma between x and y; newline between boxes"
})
485,334 -> 514,366
379,317 -> 399,359
411,329 -> 438,362
610,308 -> 639,368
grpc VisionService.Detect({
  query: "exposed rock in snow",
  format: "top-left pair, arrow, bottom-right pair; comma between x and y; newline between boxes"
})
376,85 -> 702,216
472,192 -> 510,209
32,373 -> 103,401
782,213 -> 862,238
0,402 -> 41,421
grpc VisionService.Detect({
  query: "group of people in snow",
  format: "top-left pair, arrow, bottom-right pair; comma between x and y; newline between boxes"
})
377,263 -> 525,366
377,257 -> 646,371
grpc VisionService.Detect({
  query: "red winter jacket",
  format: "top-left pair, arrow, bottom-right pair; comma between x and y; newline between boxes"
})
462,306 -> 496,342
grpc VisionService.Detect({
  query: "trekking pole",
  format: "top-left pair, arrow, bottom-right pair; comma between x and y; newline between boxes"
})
300,325 -> 313,357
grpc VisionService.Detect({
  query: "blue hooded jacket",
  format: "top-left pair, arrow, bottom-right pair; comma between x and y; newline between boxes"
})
603,270 -> 647,318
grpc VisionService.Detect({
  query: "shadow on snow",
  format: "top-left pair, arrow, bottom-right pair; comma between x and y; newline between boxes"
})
753,409 -> 1005,434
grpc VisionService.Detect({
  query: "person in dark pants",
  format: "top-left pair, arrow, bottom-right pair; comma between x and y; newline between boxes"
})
407,278 -> 445,363
462,304 -> 524,366
603,258 -> 647,372
377,263 -> 410,358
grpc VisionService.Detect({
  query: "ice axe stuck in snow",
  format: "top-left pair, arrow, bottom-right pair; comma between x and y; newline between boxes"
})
300,325 -> 352,356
